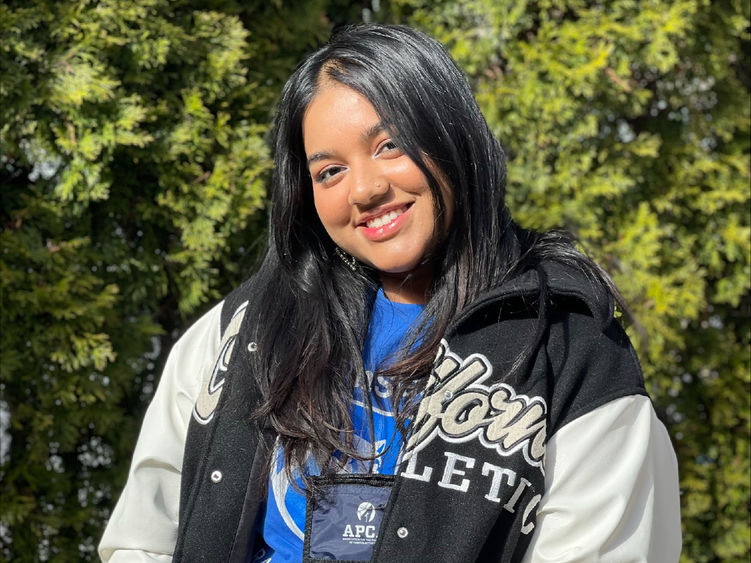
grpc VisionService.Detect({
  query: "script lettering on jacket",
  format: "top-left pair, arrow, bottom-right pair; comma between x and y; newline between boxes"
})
405,340 -> 547,469
401,449 -> 541,533
193,301 -> 248,424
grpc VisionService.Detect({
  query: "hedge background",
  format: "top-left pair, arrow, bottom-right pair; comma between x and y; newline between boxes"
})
1,0 -> 748,560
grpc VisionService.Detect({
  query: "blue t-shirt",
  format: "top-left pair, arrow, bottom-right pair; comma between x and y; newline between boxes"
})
257,289 -> 424,562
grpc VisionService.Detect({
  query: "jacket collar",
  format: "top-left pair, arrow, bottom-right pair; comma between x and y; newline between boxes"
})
451,261 -> 615,331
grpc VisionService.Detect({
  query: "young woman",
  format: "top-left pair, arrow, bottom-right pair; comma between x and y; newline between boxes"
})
100,24 -> 681,562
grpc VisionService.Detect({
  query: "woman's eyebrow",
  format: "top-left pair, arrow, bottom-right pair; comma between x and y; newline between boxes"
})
307,151 -> 333,167
362,121 -> 385,142
306,122 -> 386,167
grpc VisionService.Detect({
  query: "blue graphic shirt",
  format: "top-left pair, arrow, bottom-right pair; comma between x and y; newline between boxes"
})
257,289 -> 424,562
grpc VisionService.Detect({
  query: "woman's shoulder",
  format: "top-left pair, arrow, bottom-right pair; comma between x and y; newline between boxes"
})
533,263 -> 646,434
167,274 -> 259,398
215,275 -> 261,335
448,259 -> 646,432
179,300 -> 224,348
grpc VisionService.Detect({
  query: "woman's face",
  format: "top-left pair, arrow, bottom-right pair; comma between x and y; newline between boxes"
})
302,83 -> 452,294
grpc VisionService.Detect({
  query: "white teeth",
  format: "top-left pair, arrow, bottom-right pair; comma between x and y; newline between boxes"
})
366,208 -> 404,229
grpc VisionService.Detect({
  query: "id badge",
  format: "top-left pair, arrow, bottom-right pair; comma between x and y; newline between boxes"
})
303,474 -> 394,562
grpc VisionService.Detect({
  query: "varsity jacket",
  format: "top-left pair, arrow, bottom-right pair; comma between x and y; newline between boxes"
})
99,262 -> 682,562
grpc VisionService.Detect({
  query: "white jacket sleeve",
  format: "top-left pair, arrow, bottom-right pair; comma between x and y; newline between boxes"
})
98,302 -> 224,562
522,395 -> 682,563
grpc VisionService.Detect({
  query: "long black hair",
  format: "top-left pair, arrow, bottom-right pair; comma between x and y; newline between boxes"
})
246,24 -> 624,487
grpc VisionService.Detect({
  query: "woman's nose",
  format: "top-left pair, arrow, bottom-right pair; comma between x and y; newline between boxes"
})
347,169 -> 388,206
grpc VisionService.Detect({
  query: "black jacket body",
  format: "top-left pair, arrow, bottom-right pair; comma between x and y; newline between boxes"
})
173,262 -> 646,562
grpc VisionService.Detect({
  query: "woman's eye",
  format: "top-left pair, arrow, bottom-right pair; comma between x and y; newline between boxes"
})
314,166 -> 343,184
377,139 -> 401,155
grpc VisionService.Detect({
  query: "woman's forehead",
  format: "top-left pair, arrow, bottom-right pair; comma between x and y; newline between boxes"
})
302,85 -> 383,154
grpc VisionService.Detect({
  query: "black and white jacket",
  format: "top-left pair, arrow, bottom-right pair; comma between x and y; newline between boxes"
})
100,263 -> 681,562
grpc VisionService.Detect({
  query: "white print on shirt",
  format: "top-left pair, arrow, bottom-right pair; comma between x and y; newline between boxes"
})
193,301 -> 248,424
270,453 -> 305,541
405,340 -> 547,470
401,449 -> 541,533
373,374 -> 391,399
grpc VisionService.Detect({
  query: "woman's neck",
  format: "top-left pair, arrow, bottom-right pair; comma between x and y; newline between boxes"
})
379,266 -> 432,304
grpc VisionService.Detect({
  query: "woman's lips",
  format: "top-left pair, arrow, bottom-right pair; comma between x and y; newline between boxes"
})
358,204 -> 412,241
364,205 -> 409,229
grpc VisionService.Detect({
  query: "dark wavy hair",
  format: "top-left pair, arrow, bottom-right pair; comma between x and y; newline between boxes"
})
245,24 -> 623,488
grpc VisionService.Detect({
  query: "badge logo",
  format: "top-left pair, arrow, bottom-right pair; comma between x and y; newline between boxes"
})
356,501 -> 376,523
307,479 -> 392,560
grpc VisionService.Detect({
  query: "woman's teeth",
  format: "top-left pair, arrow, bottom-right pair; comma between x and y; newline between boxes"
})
366,207 -> 405,229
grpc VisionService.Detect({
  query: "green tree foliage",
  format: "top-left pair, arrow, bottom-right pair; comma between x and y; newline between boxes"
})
383,0 -> 750,560
0,0 -> 330,557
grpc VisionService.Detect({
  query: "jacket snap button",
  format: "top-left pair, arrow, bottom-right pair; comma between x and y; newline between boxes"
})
397,527 -> 408,539
210,470 -> 223,483
247,342 -> 257,352
443,390 -> 453,400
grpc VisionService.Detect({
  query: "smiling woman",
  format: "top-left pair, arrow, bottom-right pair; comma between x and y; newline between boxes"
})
304,83 -> 450,302
100,24 -> 681,563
